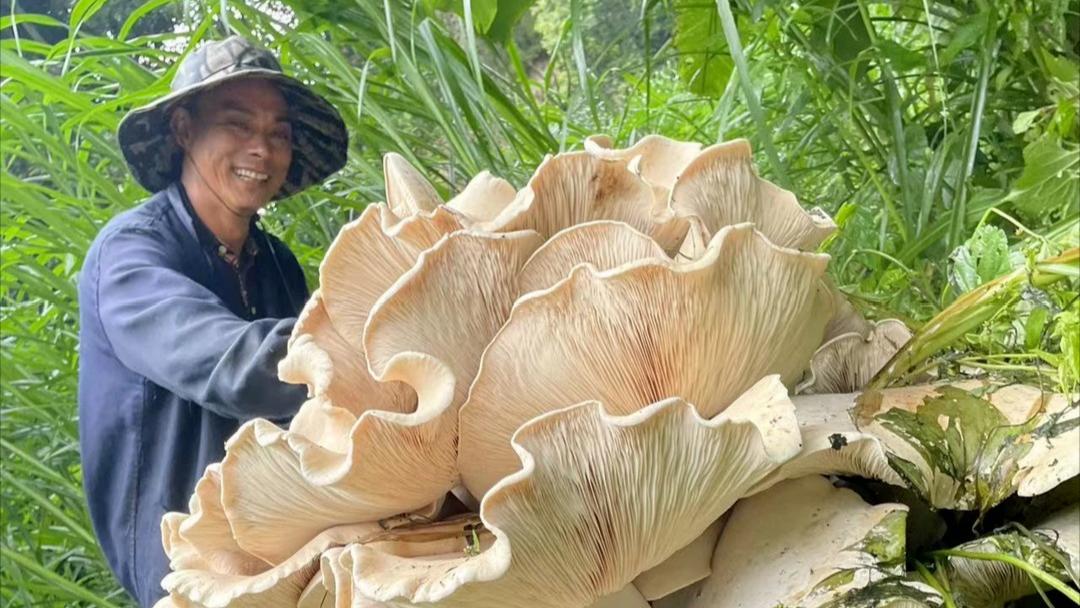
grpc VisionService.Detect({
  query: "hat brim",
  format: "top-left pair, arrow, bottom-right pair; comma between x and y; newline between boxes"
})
117,68 -> 348,199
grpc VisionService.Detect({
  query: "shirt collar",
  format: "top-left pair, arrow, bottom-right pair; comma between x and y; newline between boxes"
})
173,181 -> 261,263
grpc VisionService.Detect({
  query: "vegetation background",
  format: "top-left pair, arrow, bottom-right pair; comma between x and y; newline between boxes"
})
1,0 -> 1077,605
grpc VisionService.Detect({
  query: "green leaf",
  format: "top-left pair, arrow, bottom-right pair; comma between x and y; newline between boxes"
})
118,0 -> 176,41
941,10 -> 989,65
671,0 -> 733,98
0,13 -> 66,31
804,0 -> 871,66
1052,304 -> 1080,392
867,386 -> 1036,513
1024,306 -> 1050,350
1012,109 -> 1041,135
939,516 -> 1080,606
423,0 -> 514,36
949,225 -> 1012,294
69,0 -> 109,31
875,39 -> 923,73
1007,134 -> 1080,222
485,0 -> 536,42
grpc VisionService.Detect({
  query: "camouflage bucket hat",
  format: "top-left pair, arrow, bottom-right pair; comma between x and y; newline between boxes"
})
117,35 -> 347,199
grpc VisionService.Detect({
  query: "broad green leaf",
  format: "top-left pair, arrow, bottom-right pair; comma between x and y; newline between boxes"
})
1053,305 -> 1080,392
949,225 -> 1012,294
486,0 -> 536,42
805,0 -> 871,66
1007,134 -> 1080,222
422,0 -> 502,35
1024,306 -> 1050,350
817,577 -> 944,607
941,10 -> 989,65
865,386 -> 1036,513
1012,109 -> 1041,135
875,39 -> 923,73
671,0 -> 733,98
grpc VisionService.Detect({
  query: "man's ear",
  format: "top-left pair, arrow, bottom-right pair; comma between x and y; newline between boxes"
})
170,107 -> 193,151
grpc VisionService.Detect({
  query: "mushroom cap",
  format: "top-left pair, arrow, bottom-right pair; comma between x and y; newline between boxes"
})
446,170 -> 518,224
322,377 -> 801,608
383,152 -> 441,218
854,381 -> 1070,510
218,353 -> 458,563
632,516 -> 727,600
583,134 -> 703,191
364,229 -> 544,410
1015,393 -> 1079,496
797,319 -> 913,395
669,139 -> 836,253
685,475 -> 924,608
749,392 -> 904,496
279,202 -> 467,427
160,463 -> 267,576
482,151 -> 689,252
458,223 -> 831,498
279,291 -> 415,421
516,220 -> 669,295
944,503 -> 1079,607
318,202 -> 465,356
162,522 -> 384,608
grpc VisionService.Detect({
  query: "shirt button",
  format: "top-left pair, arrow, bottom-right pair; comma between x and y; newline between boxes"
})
218,245 -> 227,254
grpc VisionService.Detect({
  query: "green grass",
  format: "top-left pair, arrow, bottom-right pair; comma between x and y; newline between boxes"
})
1,0 -> 1077,604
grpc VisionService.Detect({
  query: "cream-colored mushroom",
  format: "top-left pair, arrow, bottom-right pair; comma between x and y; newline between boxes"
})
681,476 -> 931,608
215,228 -> 548,564
943,503 -> 1079,607
516,220 -> 669,295
669,139 -> 836,252
218,355 -> 457,563
853,381 -> 1065,510
383,152 -> 442,218
1016,393 -> 1079,496
483,151 -> 688,252
459,223 -> 831,498
583,134 -> 703,191
364,229 -> 544,409
797,319 -> 913,394
279,291 -> 416,421
279,202 -> 465,422
446,170 -> 518,223
161,522 -> 384,608
632,517 -> 727,601
321,377 -> 801,608
160,463 -> 267,576
747,391 -> 903,496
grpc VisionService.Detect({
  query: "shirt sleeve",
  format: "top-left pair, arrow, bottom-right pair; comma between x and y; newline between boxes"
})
94,227 -> 309,421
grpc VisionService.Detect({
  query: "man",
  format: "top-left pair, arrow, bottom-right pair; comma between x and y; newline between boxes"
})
77,36 -> 347,606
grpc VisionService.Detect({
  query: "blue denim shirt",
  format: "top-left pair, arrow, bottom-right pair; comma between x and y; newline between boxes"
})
77,183 -> 310,606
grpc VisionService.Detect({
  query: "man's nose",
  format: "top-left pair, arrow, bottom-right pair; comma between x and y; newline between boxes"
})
248,131 -> 271,157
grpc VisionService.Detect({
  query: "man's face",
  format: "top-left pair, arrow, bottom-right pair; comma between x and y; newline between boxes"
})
173,78 -> 293,215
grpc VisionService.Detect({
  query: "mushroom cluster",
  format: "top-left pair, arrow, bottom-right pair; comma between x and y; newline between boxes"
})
155,136 -> 1078,608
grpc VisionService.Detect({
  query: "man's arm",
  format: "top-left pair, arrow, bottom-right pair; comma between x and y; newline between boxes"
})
94,227 -> 308,420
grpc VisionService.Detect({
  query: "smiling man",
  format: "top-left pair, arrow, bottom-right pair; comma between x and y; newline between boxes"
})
77,37 -> 347,606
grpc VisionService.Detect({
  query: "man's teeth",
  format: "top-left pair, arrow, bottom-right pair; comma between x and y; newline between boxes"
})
234,168 -> 269,182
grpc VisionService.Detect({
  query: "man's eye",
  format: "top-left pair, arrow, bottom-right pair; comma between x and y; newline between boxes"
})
224,119 -> 250,132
